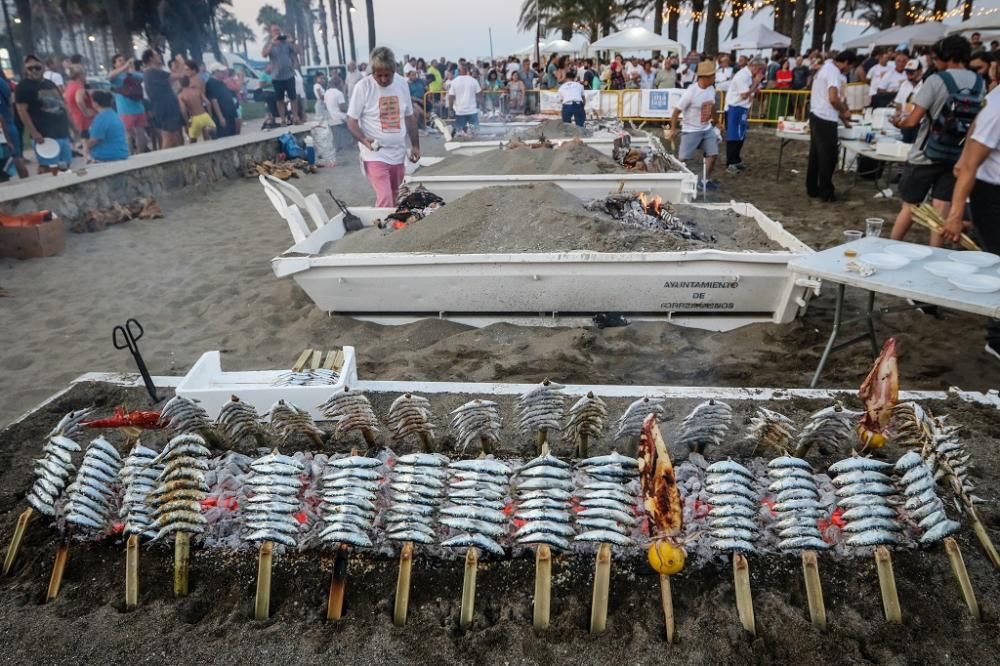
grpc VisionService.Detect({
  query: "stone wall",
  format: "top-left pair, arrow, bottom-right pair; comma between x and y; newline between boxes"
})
7,131 -> 307,226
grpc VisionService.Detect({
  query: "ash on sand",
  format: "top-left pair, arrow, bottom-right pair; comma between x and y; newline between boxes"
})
516,118 -> 593,140
418,141 -> 622,176
327,184 -> 781,255
2,383 -> 1000,665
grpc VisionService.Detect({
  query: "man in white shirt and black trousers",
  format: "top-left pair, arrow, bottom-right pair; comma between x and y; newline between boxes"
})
806,50 -> 856,202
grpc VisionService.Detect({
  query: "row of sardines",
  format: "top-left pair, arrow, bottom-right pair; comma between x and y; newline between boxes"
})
27,406 -> 973,564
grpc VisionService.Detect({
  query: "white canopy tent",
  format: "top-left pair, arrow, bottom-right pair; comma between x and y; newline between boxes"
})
721,25 -> 791,51
540,39 -> 581,54
842,21 -> 946,49
512,42 -> 545,57
588,27 -> 683,57
946,13 -> 1000,36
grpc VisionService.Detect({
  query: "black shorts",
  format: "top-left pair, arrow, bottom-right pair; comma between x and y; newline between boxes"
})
151,97 -> 184,132
898,162 -> 956,204
273,78 -> 297,102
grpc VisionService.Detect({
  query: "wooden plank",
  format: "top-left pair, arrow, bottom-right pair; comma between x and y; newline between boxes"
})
292,350 -> 312,373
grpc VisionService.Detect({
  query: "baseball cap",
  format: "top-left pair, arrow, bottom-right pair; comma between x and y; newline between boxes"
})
904,59 -> 921,71
209,62 -> 227,73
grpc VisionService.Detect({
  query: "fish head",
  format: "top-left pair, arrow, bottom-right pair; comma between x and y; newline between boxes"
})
857,337 -> 899,449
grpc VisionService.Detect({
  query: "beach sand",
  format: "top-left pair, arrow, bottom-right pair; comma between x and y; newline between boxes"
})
0,129 -> 996,429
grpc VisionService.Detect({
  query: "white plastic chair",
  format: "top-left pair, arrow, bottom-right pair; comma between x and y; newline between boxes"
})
260,175 -> 289,221
263,174 -> 331,231
283,204 -> 312,245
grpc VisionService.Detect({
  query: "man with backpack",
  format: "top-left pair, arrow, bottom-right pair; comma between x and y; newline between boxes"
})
890,36 -> 984,244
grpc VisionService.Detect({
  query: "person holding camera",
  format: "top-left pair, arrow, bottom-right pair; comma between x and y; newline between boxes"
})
262,23 -> 299,126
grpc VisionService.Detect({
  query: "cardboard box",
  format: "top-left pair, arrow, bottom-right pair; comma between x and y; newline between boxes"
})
777,117 -> 809,134
0,216 -> 65,259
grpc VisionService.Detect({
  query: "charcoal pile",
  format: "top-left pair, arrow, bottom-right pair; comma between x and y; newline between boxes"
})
584,192 -> 714,242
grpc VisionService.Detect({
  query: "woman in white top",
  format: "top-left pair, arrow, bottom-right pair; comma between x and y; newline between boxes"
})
943,86 -> 1000,357
558,71 -> 586,127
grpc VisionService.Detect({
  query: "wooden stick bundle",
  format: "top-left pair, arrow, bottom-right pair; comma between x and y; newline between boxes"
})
589,543 -> 612,634
800,550 -> 826,628
393,541 -> 414,626
874,546 -> 902,623
3,507 -> 34,575
174,532 -> 191,597
943,537 -> 980,620
911,203 -> 980,250
125,534 -> 139,610
732,553 -> 756,636
254,541 -> 274,620
46,541 -> 69,602
460,547 -> 479,629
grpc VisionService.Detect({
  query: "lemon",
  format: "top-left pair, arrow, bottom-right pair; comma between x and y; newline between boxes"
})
648,541 -> 685,575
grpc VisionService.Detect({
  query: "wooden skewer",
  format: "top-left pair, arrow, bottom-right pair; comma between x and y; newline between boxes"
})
393,541 -> 414,626
480,435 -> 492,455
46,541 -> 70,602
360,428 -> 377,448
733,553 -> 756,636
800,550 -> 826,629
658,573 -> 675,643
3,507 -> 34,575
911,204 -> 980,250
326,545 -> 350,620
874,546 -> 902,623
460,547 -> 479,629
577,433 -> 589,459
255,541 -> 274,620
536,429 -> 547,455
589,543 -> 612,634
292,349 -> 312,372
943,537 -> 980,620
970,511 -> 1000,570
533,544 -> 552,631
174,531 -> 191,597
125,534 -> 139,610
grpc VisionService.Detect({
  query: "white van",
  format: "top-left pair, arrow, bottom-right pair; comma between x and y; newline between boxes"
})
202,51 -> 263,92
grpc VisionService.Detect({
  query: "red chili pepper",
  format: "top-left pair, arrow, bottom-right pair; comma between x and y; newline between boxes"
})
81,405 -> 163,430
111,521 -> 124,534
294,511 -> 308,525
760,497 -> 776,516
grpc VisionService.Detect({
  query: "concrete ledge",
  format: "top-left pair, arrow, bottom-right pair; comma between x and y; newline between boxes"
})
0,123 -> 314,223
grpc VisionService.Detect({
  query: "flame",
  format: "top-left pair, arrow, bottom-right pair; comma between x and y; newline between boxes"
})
649,195 -> 663,215
637,192 -> 663,215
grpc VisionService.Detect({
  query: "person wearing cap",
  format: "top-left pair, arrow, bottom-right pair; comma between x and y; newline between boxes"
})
870,53 -> 908,108
670,60 -> 720,189
892,59 -> 923,143
15,54 -> 73,173
723,58 -> 765,173
806,50 -> 855,202
206,63 -> 239,137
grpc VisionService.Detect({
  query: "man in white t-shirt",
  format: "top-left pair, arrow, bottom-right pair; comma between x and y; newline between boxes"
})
448,64 -> 482,134
892,59 -> 922,142
43,59 -> 65,92
669,60 -> 720,189
865,50 -> 891,92
871,53 -> 908,108
345,61 -> 363,99
723,57 -> 764,173
806,50 -> 855,202
944,84 -> 1000,357
558,70 -> 586,126
715,54 -> 734,92
324,79 -> 351,151
346,47 -> 420,207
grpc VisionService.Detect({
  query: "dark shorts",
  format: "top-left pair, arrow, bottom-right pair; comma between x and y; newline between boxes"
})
273,78 -> 297,102
898,162 -> 956,204
151,97 -> 184,132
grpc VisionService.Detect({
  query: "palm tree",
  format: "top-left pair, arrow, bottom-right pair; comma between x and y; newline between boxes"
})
257,3 -> 285,36
518,0 -> 576,42
218,10 -> 253,55
365,0 -> 374,53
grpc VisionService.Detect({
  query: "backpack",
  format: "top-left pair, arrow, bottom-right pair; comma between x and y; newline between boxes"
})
923,71 -> 984,163
112,74 -> 144,101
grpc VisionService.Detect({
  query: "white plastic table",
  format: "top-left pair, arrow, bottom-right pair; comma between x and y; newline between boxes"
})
788,238 -> 1000,386
840,139 -> 908,192
775,130 -> 810,181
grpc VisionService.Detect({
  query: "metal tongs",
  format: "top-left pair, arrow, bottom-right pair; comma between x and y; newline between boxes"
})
327,190 -> 364,232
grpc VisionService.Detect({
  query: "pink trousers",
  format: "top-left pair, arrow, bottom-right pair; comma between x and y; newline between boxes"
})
363,160 -> 406,207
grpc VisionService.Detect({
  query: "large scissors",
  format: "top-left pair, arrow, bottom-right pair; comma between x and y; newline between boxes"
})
113,318 -> 159,402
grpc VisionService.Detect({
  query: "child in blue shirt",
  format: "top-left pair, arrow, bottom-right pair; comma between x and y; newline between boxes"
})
87,90 -> 129,162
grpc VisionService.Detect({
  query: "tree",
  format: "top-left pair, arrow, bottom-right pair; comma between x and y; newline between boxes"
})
345,0 -> 357,61
218,9 -> 253,55
651,0 -> 664,58
257,3 -> 285,36
690,0 -> 704,50
517,0 -> 576,42
667,0 -> 680,40
365,0 -> 374,53
704,0 -> 722,55
791,0 -> 809,54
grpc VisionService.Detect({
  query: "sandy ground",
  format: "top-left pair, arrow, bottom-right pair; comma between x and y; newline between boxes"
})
1,128 -> 998,433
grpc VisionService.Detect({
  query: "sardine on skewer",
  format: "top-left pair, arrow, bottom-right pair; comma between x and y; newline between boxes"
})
319,453 -> 384,549
320,388 -> 380,445
564,392 -> 608,458
517,380 -> 565,447
387,393 -> 435,450
767,456 -> 828,552
705,460 -> 759,554
615,397 -> 664,441
450,400 -> 501,454
149,434 -> 211,542
244,452 -> 306,549
216,395 -> 267,449
676,400 -> 732,455
119,442 -> 163,539
159,396 -> 213,435
440,458 -> 511,558
894,452 -> 960,544
64,437 -> 123,533
512,452 -> 575,552
269,399 -> 326,446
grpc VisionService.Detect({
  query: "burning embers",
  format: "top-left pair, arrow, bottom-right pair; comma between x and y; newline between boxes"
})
585,192 -> 714,242
377,185 -> 446,231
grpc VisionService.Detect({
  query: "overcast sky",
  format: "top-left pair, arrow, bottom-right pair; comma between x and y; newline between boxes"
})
230,0 -> 968,62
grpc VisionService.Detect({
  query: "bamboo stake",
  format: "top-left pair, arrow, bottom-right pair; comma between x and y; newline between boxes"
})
326,544 -> 350,620
533,545 -> 552,631
255,541 -> 274,620
659,573 -> 675,643
480,435 -> 492,455
536,429 -> 547,455
874,546 -> 902,623
3,507 -> 34,575
393,541 -> 414,626
970,513 -> 1000,569
460,547 -> 478,629
589,543 -> 612,634
800,550 -> 826,629
733,553 -> 756,636
577,433 -> 589,459
361,428 -> 377,448
125,534 -> 139,610
46,541 -> 69,602
944,537 -> 980,620
174,531 -> 191,597
911,203 -> 980,250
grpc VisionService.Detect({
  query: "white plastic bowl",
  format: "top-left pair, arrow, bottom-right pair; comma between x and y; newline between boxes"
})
925,261 -> 978,278
859,253 -> 910,270
885,244 -> 932,260
950,251 -> 1000,267
948,274 -> 1000,293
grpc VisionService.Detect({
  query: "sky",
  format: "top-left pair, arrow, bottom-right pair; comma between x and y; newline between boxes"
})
231,0 -> 985,62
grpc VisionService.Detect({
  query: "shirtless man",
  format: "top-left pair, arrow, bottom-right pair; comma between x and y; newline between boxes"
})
177,76 -> 215,142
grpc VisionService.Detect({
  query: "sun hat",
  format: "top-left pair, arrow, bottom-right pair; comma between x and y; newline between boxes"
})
696,61 -> 716,77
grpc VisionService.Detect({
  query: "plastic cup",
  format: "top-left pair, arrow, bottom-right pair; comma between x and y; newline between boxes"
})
866,218 -> 885,238
843,230 -> 862,256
